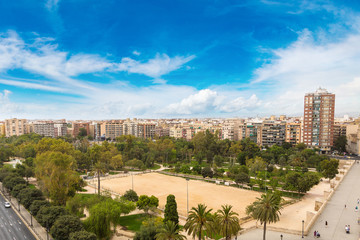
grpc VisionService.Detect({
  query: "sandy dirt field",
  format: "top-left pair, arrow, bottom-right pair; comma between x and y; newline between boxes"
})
101,172 -> 262,218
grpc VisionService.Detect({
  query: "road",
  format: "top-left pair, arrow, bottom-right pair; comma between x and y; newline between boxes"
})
238,161 -> 360,240
0,194 -> 36,240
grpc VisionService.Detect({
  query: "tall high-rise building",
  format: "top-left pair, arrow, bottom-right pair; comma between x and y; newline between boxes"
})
303,88 -> 335,152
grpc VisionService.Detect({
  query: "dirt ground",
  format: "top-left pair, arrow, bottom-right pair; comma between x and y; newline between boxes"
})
101,172 -> 262,218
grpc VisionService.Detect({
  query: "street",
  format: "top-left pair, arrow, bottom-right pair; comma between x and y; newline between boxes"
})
0,194 -> 36,240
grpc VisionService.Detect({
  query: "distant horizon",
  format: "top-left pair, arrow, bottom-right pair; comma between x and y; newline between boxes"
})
1,1 -> 360,119
1,112 -> 358,122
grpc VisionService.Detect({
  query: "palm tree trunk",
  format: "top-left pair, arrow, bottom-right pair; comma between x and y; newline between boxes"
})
263,222 -> 266,240
97,169 -> 100,195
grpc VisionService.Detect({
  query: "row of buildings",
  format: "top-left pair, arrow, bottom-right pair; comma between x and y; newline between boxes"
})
0,88 -> 359,155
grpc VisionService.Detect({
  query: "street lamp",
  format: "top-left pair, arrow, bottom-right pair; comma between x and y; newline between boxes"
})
30,211 -> 33,227
280,234 -> 283,240
186,178 -> 189,216
132,173 -> 134,191
302,220 -> 304,238
18,196 -> 20,212
46,220 -> 49,240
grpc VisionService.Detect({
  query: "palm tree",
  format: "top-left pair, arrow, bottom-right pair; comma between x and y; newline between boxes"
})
184,203 -> 213,240
155,221 -> 186,240
215,205 -> 240,240
246,192 -> 283,240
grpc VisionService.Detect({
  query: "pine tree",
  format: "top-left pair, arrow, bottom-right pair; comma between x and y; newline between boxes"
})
164,194 -> 179,226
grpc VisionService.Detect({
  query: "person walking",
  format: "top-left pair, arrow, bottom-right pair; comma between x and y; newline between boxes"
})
314,230 -> 317,238
325,220 -> 328,227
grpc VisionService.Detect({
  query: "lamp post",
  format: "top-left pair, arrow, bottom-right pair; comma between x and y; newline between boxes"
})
46,220 -> 49,240
18,197 -> 20,212
265,165 -> 267,193
30,211 -> 33,227
302,220 -> 304,238
132,173 -> 134,191
186,178 -> 189,216
280,234 -> 283,240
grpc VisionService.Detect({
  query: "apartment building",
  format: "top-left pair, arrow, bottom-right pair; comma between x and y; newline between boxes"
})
155,127 -> 170,138
221,119 -> 243,141
54,122 -> 68,137
285,122 -> 302,145
72,122 -> 90,137
169,127 -> 184,139
346,118 -> 360,156
333,122 -> 348,142
5,118 -> 27,137
243,121 -> 262,145
259,120 -> 286,147
89,122 -> 102,140
123,118 -> 138,136
303,88 -> 335,153
32,122 -> 55,137
100,120 -> 124,140
137,123 -> 156,139
0,122 -> 5,136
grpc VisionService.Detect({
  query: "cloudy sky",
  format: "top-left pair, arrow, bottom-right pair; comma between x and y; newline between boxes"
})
0,0 -> 359,120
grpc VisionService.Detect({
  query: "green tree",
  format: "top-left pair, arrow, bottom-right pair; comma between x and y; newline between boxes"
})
134,218 -> 161,240
246,157 -> 266,178
35,151 -> 81,205
320,158 -> 339,180
110,154 -> 123,170
201,166 -> 213,178
164,194 -> 179,226
69,231 -> 97,240
184,203 -> 213,240
246,193 -> 282,240
136,195 -> 159,214
78,128 -> 88,137
36,206 -> 68,228
50,215 -> 84,240
155,221 -> 186,240
334,135 -> 347,153
126,159 -> 145,170
18,188 -> 44,209
30,200 -> 51,216
11,183 -> 27,198
3,175 -> 26,191
234,172 -> 250,188
215,205 -> 240,240
122,189 -> 139,202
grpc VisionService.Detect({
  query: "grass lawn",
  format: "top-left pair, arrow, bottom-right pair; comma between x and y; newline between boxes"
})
118,214 -> 148,232
149,164 -> 161,170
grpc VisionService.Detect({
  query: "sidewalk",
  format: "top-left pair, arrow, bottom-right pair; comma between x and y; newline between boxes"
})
0,182 -> 51,240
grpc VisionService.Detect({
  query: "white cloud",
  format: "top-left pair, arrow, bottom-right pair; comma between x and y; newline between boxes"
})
132,50 -> 141,56
45,0 -> 61,11
114,53 -> 196,78
163,89 -> 220,115
0,90 -> 22,117
220,94 -> 262,112
0,79 -> 66,92
251,22 -> 360,115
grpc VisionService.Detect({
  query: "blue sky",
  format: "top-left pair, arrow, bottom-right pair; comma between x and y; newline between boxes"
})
0,0 -> 360,119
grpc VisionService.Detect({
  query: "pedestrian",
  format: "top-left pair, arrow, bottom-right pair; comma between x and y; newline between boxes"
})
345,204 -> 347,208
356,206 -> 358,212
325,220 -> 328,227
357,198 -> 359,204
314,230 -> 317,238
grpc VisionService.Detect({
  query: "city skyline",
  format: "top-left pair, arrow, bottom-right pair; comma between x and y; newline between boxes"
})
1,1 -> 360,119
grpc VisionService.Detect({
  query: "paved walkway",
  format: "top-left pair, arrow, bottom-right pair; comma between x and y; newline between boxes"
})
237,162 -> 360,240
